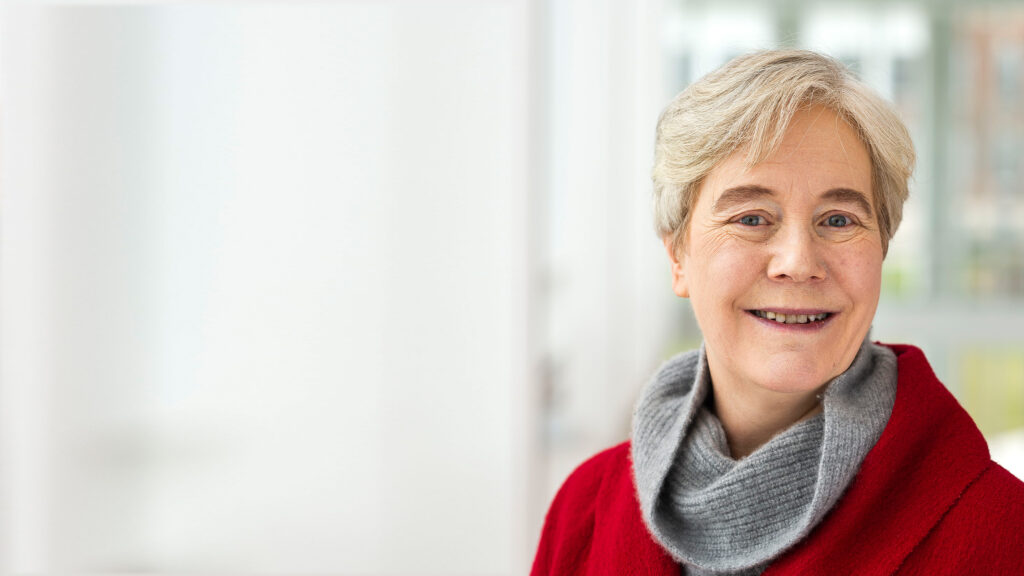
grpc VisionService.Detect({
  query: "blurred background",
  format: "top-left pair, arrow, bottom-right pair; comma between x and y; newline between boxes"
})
0,1 -> 1021,574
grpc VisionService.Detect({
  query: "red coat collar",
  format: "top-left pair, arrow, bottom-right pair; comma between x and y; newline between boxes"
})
533,344 -> 994,575
764,343 -> 991,574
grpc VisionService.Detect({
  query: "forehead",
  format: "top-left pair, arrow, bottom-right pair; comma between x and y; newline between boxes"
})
700,106 -> 873,208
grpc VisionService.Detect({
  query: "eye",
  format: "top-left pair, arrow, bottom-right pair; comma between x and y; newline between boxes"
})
738,214 -> 765,226
825,214 -> 852,227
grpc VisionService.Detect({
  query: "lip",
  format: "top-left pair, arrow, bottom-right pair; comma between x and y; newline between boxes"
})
746,309 -> 839,331
750,308 -> 835,315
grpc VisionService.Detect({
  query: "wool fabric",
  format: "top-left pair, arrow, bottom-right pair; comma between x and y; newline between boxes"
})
531,344 -> 1024,575
632,339 -> 896,574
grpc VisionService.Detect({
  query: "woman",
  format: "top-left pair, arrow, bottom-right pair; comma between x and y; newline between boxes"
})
532,50 -> 1024,575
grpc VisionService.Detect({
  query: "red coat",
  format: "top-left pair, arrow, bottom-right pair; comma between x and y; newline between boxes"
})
532,344 -> 1024,575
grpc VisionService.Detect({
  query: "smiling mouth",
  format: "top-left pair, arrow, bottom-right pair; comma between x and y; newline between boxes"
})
749,310 -> 832,324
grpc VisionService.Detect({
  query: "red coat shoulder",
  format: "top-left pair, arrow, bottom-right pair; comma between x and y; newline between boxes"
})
530,443 -> 629,576
769,344 -> 1024,574
532,344 -> 1024,575
531,442 -> 678,576
899,462 -> 1024,574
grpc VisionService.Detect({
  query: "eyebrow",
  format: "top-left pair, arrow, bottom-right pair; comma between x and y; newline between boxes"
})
820,187 -> 874,217
711,185 -> 774,214
711,185 -> 874,217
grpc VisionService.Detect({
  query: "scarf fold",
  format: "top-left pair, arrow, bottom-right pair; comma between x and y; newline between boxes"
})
631,339 -> 897,574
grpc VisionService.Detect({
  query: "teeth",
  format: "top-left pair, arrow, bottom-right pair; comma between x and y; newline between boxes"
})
754,310 -> 830,324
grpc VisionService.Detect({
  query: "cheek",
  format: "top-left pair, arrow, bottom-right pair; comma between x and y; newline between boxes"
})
687,239 -> 764,310
831,244 -> 884,307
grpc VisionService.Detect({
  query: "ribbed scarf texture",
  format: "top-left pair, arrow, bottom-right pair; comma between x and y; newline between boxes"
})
631,339 -> 897,575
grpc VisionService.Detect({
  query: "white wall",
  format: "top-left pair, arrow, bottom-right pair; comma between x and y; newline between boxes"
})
539,0 -> 677,499
0,4 -> 533,573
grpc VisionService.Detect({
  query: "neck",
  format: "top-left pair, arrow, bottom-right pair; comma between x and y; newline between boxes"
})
710,378 -> 823,460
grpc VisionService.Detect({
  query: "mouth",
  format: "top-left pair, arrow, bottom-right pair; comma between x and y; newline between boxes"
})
748,309 -> 834,325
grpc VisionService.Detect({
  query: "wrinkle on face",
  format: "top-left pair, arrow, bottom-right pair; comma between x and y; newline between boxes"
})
669,105 -> 882,398
690,224 -> 746,257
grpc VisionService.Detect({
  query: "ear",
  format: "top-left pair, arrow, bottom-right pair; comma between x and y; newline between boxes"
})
663,235 -> 690,298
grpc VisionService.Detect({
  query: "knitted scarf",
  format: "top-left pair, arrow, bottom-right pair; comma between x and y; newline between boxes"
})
631,339 -> 897,574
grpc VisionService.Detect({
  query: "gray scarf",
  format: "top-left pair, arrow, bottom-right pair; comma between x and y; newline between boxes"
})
631,339 -> 897,575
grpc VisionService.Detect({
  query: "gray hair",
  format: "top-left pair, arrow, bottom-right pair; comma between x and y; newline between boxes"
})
652,49 -> 915,254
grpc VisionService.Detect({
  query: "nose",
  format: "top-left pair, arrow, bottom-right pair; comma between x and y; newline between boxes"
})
766,225 -> 827,282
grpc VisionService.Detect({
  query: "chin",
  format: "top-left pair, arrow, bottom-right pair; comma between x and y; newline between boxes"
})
752,356 -> 836,394
754,375 -> 829,395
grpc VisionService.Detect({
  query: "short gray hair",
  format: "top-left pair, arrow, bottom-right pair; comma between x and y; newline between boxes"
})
652,49 -> 915,254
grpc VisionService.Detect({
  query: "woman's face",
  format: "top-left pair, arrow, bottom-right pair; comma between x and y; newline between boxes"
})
666,106 -> 883,394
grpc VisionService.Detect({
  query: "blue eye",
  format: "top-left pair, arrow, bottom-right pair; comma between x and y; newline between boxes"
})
739,215 -> 764,226
826,214 -> 851,227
